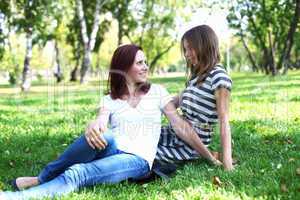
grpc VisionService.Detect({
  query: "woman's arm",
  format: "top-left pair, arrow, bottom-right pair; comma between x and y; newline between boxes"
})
162,102 -> 221,166
172,93 -> 181,108
85,107 -> 110,149
215,88 -> 233,170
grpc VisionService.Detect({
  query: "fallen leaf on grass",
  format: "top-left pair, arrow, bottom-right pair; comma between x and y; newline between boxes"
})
280,183 -> 288,193
263,139 -> 271,144
288,158 -> 295,162
25,147 -> 30,153
9,161 -> 15,167
286,139 -> 293,144
212,176 -> 222,187
296,168 -> 300,176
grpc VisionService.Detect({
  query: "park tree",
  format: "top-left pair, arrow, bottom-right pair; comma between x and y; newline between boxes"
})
104,0 -> 201,72
227,0 -> 300,75
67,0 -> 111,82
134,0 -> 177,72
124,0 -> 197,72
291,29 -> 300,69
0,1 -> 21,84
69,0 -> 200,79
75,0 -> 113,83
107,0 -> 136,46
11,0 -> 63,91
51,2 -> 65,83
50,0 -> 74,83
279,0 -> 300,74
0,1 -> 11,61
67,16 -> 83,82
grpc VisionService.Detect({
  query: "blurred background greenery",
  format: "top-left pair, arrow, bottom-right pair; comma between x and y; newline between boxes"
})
0,0 -> 299,91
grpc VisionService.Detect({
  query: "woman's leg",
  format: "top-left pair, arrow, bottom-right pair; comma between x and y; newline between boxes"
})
38,130 -> 116,183
2,152 -> 149,200
14,131 -> 116,190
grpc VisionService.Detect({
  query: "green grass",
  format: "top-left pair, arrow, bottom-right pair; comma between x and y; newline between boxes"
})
0,71 -> 300,199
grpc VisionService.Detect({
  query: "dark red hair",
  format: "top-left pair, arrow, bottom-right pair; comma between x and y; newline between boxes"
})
108,44 -> 150,99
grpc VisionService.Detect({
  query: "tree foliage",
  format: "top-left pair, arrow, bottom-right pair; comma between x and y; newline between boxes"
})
0,1 -> 11,60
0,0 -> 213,85
123,0 -> 196,72
227,0 -> 300,75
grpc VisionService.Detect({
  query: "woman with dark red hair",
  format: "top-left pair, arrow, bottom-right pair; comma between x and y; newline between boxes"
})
0,44 -> 217,200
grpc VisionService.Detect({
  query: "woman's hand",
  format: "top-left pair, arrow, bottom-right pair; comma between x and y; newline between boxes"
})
210,151 -> 222,166
211,158 -> 223,166
212,151 -> 234,170
85,120 -> 107,149
172,93 -> 181,108
223,159 -> 234,171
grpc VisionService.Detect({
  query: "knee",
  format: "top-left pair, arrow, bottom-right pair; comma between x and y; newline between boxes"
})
63,164 -> 85,185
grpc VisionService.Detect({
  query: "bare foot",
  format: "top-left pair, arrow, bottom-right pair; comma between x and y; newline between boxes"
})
15,177 -> 39,190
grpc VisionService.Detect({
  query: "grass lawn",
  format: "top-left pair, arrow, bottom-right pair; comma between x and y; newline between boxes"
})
0,71 -> 300,199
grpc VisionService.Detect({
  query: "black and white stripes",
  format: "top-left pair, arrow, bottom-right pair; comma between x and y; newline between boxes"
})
155,66 -> 232,163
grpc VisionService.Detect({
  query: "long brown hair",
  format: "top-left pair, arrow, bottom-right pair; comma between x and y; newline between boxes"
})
181,25 -> 220,84
108,44 -> 150,99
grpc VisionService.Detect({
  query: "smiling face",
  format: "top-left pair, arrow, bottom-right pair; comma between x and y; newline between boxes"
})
127,50 -> 148,84
183,39 -> 199,66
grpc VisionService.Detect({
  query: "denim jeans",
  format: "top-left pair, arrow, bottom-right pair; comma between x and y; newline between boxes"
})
2,131 -> 150,200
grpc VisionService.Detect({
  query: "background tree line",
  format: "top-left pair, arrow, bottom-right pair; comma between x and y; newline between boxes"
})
0,0 -> 299,91
0,0 -> 197,91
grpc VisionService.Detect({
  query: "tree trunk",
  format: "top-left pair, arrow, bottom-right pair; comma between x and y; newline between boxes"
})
70,43 -> 81,82
54,41 -> 63,83
246,2 -> 271,74
21,29 -> 32,91
89,0 -> 103,51
76,0 -> 90,83
76,0 -> 105,83
280,0 -> 300,74
118,18 -> 123,45
70,66 -> 79,82
7,24 -> 20,85
268,30 -> 277,76
149,41 -> 175,72
240,32 -> 259,72
70,41 -> 81,82
261,50 -> 270,75
116,1 -> 128,46
80,49 -> 92,83
95,51 -> 101,73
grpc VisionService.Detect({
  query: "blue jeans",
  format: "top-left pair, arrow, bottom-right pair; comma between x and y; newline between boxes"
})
2,131 -> 149,200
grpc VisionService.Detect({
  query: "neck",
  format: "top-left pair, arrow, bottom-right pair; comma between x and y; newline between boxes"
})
127,82 -> 138,97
